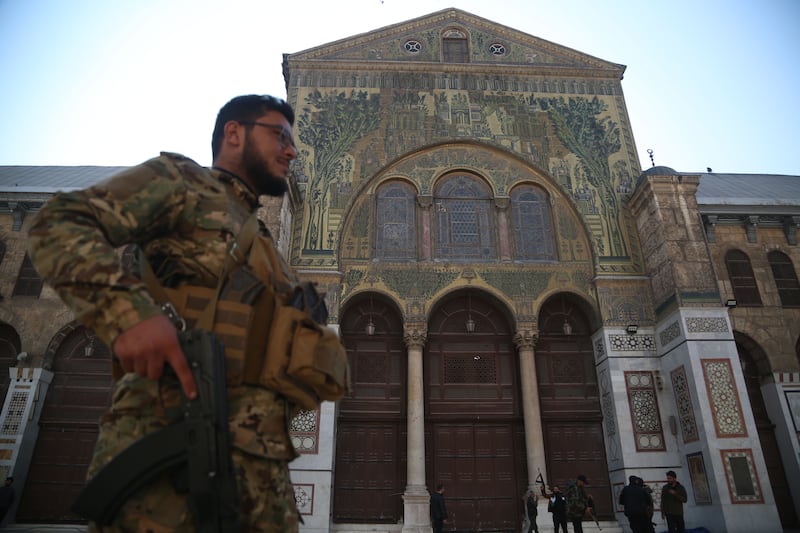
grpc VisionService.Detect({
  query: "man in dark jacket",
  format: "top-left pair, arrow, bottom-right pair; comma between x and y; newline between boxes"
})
430,483 -> 448,533
661,471 -> 688,533
619,475 -> 652,533
525,490 -> 538,533
548,485 -> 568,533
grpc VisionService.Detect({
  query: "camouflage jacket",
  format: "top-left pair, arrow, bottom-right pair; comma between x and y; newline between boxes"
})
565,482 -> 589,519
28,152 -> 296,461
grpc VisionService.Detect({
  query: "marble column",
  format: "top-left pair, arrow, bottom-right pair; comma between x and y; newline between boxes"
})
495,197 -> 512,262
514,326 -> 548,493
402,323 -> 432,533
417,195 -> 433,261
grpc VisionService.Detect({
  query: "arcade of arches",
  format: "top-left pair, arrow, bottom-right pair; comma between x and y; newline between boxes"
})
334,290 -> 611,531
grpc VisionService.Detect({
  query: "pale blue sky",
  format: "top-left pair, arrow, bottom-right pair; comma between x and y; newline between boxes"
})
1,0 -> 798,175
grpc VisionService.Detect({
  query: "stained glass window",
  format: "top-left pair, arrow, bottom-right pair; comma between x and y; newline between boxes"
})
434,175 -> 495,260
511,185 -> 555,260
376,181 -> 416,260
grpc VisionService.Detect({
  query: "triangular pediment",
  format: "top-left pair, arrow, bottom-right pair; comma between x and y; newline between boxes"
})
288,8 -> 624,76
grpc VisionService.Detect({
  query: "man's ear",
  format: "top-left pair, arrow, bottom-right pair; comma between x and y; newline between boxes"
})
223,120 -> 245,149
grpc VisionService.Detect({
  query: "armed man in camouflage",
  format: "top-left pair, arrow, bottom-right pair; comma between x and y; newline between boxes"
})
29,94 -> 300,532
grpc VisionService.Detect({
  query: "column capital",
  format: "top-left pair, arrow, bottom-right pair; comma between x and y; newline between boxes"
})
514,327 -> 539,350
417,194 -> 433,209
404,322 -> 428,349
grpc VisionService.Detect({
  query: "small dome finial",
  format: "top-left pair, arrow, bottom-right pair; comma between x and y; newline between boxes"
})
647,149 -> 655,168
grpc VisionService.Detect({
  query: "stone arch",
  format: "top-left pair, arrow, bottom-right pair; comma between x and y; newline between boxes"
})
734,331 -> 797,526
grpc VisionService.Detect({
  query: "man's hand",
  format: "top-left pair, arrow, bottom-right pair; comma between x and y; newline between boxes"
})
113,314 -> 197,399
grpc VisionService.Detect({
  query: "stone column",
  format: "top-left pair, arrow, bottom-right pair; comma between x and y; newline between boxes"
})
402,323 -> 432,533
514,326 -> 548,493
417,195 -> 433,261
495,197 -> 511,262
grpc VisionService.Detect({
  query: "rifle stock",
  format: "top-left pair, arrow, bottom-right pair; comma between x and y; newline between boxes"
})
72,330 -> 240,532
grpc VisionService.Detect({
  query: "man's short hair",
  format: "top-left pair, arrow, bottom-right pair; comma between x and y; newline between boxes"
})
666,470 -> 677,478
577,474 -> 587,483
436,483 -> 444,491
211,94 -> 295,159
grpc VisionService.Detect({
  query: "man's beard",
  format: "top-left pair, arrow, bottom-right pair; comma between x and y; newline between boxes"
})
242,138 -> 289,197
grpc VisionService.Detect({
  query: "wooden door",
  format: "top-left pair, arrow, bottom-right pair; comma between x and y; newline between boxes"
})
425,290 -> 524,531
428,422 -> 524,532
17,326 -> 112,523
334,295 -> 407,523
536,295 -> 612,518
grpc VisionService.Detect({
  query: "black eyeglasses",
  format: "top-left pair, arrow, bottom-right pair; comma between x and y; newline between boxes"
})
239,121 -> 296,149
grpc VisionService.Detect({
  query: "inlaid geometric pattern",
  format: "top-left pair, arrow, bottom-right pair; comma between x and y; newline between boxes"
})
625,371 -> 665,451
1,391 -> 27,435
659,320 -> 681,347
721,449 -> 763,504
671,366 -> 699,443
293,483 -> 315,515
290,408 -> 320,454
686,316 -> 728,333
702,359 -> 747,438
609,334 -> 655,351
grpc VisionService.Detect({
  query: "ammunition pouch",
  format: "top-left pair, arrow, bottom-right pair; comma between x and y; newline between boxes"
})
161,231 -> 349,410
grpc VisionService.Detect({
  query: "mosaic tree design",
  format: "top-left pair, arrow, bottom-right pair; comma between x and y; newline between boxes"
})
297,90 -> 382,252
537,96 -> 627,257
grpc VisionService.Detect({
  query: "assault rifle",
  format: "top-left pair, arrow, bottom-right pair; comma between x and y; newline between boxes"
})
71,329 -> 240,533
586,496 -> 601,531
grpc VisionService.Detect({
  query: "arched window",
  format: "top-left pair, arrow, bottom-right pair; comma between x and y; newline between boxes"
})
12,254 -> 43,297
434,174 -> 496,261
768,250 -> 800,307
376,181 -> 416,260
725,250 -> 762,306
442,29 -> 469,63
510,185 -> 555,261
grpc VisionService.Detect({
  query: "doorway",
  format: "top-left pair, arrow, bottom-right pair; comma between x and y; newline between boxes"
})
425,290 -> 525,531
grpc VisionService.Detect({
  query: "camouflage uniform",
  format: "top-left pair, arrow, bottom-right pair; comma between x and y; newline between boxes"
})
28,153 -> 299,532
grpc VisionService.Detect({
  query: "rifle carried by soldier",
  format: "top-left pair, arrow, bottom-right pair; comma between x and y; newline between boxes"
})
72,329 -> 240,533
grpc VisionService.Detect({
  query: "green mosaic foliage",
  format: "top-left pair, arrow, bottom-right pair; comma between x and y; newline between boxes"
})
481,271 -> 553,298
380,269 -> 459,300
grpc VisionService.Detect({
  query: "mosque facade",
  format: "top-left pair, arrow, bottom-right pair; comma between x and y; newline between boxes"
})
0,8 -> 798,533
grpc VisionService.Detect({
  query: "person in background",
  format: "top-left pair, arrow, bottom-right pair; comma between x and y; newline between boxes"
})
661,470 -> 687,533
430,483 -> 448,533
618,475 -> 651,533
525,489 -> 539,533
28,94 -> 301,532
548,484 -> 568,533
0,477 -> 14,525
566,474 -> 590,533
636,477 -> 656,533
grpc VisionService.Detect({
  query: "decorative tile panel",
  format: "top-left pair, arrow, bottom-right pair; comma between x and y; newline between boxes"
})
609,334 -> 655,352
686,316 -> 728,333
1,391 -> 27,435
293,483 -> 315,515
594,338 -> 606,359
702,359 -> 747,438
671,366 -> 699,443
290,408 -> 320,454
720,449 -> 764,504
659,320 -> 681,347
625,371 -> 665,451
